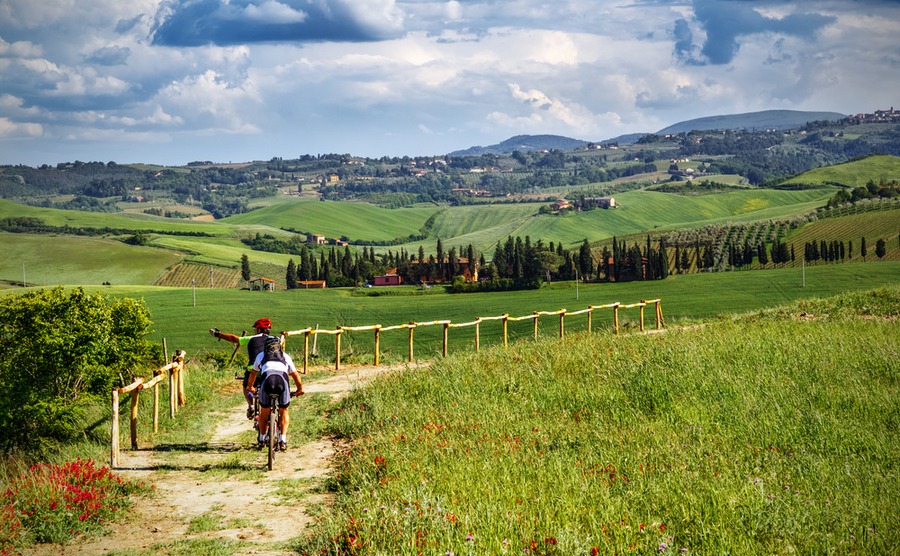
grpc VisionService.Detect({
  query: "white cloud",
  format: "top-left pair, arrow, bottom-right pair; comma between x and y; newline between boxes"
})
0,37 -> 42,58
0,116 -> 42,137
0,0 -> 899,164
242,1 -> 308,24
154,70 -> 261,134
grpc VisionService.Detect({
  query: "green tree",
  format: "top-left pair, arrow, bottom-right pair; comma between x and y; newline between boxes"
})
285,259 -> 298,289
861,236 -> 867,261
0,288 -> 156,453
875,238 -> 886,258
578,239 -> 593,279
241,253 -> 251,284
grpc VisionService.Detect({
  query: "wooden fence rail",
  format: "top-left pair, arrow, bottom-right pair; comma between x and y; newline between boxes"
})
282,299 -> 663,371
110,350 -> 186,469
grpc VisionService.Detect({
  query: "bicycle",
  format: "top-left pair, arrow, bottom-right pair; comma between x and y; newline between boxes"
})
260,390 -> 296,470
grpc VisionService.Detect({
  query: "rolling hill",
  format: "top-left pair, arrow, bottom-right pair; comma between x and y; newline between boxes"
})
656,109 -> 845,135
445,110 -> 847,156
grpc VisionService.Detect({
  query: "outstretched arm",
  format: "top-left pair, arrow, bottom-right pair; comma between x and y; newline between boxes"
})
209,328 -> 240,344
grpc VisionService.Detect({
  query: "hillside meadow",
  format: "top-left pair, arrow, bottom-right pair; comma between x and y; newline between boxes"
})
780,154 -> 900,187
296,286 -> 900,555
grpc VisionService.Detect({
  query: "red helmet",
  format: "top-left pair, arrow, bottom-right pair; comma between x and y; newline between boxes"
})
253,318 -> 272,330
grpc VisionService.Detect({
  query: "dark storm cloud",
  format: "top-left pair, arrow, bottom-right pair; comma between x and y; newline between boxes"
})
679,0 -> 835,65
672,18 -> 694,61
150,0 -> 398,46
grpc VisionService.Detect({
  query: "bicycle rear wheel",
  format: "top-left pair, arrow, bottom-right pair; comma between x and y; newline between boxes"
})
267,406 -> 277,470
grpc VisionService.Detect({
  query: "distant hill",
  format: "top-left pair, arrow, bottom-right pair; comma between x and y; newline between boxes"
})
656,110 -> 845,135
448,134 -> 589,156
446,111 -> 846,156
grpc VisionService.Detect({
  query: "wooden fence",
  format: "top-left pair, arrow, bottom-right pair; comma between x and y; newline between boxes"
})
282,299 -> 663,373
110,350 -> 186,468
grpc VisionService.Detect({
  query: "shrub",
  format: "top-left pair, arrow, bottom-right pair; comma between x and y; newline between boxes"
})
0,287 -> 158,454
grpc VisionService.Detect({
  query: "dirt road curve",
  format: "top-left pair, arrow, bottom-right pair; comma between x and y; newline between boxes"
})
25,363 -> 415,556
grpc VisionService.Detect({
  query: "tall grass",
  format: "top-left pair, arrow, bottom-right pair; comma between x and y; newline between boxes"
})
295,287 -> 900,554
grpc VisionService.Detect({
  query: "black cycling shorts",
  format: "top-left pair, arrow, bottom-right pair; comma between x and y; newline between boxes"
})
259,372 -> 291,409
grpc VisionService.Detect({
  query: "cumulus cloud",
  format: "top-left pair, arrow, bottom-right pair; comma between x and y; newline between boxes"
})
153,69 -> 261,133
0,116 -> 42,137
1,0 -> 899,165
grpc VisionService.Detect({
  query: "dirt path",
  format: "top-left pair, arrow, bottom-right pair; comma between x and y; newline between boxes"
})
27,363 -> 418,556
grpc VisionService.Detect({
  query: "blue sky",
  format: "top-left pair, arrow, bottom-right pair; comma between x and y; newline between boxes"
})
1,0 -> 898,166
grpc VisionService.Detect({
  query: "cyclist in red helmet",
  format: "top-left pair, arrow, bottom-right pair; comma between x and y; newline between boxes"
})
248,335 -> 303,450
210,318 -> 273,419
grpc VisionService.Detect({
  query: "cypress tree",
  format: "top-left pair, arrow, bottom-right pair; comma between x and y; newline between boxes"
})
241,254 -> 251,284
285,259 -> 297,289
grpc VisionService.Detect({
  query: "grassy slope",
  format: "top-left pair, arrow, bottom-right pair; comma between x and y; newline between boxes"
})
784,207 -> 900,264
300,286 -> 899,554
393,188 -> 836,252
0,232 -> 182,287
780,154 -> 900,187
0,198 -> 233,236
221,199 -> 437,242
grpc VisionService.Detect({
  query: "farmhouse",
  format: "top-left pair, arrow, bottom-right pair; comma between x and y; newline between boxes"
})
249,277 -> 276,291
307,233 -> 326,245
373,273 -> 403,286
551,199 -> 572,211
584,197 -> 616,209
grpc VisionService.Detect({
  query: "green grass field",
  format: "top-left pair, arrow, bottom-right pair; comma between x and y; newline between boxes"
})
781,154 -> 900,187
0,232 -> 182,287
0,198 -> 232,236
221,198 -> 437,242
31,261 -> 892,365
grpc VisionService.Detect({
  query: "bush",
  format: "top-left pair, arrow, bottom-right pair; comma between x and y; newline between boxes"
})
0,287 -> 158,454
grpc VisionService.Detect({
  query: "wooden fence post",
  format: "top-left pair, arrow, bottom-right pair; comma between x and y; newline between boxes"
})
130,388 -> 140,450
169,367 -> 176,417
502,314 -> 508,347
303,330 -> 310,374
474,318 -> 481,353
656,300 -> 663,329
111,390 -> 119,468
639,301 -> 646,332
335,329 -> 342,371
442,323 -> 449,357
587,308 -> 592,333
533,312 -> 539,340
614,304 -> 620,335
408,323 -> 415,362
374,326 -> 381,366
152,371 -> 160,433
559,310 -> 565,338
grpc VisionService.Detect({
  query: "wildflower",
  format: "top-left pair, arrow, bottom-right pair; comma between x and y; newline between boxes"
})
659,542 -> 667,551
466,534 -> 474,541
753,477 -> 760,484
681,549 -> 688,553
